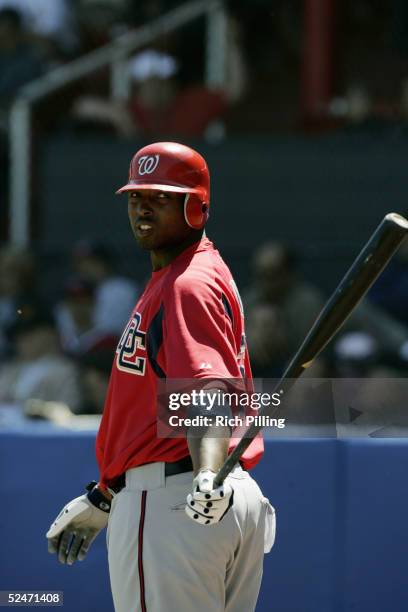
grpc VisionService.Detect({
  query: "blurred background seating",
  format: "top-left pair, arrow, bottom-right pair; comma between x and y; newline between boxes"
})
243,242 -> 327,377
1,0 -> 408,412
0,245 -> 39,359
0,307 -> 81,410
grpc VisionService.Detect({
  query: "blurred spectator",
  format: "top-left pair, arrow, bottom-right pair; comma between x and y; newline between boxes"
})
333,332 -> 380,378
0,0 -> 74,58
14,333 -> 118,420
0,246 -> 38,359
79,334 -> 117,414
0,7 -> 46,118
243,242 -> 326,375
54,277 -> 98,355
127,46 -> 229,137
0,0 -> 73,45
333,329 -> 404,378
72,241 -> 139,335
71,3 -> 247,139
343,299 -> 408,368
0,310 -> 81,410
332,331 -> 408,434
245,303 -> 288,377
71,48 -> 228,138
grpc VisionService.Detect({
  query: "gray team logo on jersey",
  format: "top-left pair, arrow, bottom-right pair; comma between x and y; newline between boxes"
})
138,154 -> 160,175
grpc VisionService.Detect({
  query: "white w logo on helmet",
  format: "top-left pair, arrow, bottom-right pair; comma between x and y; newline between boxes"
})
138,155 -> 160,175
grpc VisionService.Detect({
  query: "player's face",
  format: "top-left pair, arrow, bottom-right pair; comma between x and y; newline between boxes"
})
127,189 -> 191,251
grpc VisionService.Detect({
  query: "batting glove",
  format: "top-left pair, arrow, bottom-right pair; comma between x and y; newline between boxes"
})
185,469 -> 233,526
46,482 -> 110,565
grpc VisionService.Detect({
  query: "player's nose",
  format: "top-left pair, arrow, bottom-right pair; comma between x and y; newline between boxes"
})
129,198 -> 153,218
137,202 -> 154,218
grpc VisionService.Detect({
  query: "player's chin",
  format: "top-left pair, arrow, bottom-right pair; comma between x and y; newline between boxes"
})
132,230 -> 157,250
134,235 -> 155,250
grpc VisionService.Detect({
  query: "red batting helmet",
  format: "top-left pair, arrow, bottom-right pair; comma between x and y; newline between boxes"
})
116,142 -> 210,229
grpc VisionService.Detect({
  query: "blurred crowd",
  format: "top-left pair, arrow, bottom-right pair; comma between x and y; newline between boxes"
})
0,0 -> 250,141
2,0 -> 408,428
2,1 -> 408,141
0,0 -> 252,231
0,241 -> 139,421
1,236 -> 408,426
3,0 -> 408,235
244,239 -> 408,380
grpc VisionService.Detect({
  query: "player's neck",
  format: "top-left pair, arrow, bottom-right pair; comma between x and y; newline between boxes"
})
150,230 -> 205,271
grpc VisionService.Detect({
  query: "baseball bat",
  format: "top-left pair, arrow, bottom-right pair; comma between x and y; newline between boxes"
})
214,212 -> 408,486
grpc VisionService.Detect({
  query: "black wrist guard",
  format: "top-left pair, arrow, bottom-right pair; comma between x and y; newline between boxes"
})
85,480 -> 111,513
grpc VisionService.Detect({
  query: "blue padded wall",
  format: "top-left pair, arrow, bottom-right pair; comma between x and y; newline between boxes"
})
1,430 -> 407,612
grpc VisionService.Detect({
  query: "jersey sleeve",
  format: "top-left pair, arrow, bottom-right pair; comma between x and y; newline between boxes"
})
162,276 -> 241,379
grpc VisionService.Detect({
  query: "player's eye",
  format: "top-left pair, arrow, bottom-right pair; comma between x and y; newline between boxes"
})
157,192 -> 169,200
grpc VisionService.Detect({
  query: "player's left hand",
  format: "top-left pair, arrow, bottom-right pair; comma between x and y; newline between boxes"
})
46,491 -> 109,565
185,469 -> 233,525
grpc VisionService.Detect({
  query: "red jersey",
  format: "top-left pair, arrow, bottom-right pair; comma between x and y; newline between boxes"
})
96,238 -> 263,488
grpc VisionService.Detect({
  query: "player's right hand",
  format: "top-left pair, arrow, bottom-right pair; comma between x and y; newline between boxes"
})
46,494 -> 109,565
186,469 -> 234,526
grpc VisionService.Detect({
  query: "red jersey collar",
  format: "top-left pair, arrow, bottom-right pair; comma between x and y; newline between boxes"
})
152,237 -> 214,278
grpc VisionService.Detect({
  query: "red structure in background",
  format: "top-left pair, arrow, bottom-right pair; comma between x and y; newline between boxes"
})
301,0 -> 336,126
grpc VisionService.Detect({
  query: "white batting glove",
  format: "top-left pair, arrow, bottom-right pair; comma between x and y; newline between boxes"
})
46,483 -> 110,565
185,469 -> 233,526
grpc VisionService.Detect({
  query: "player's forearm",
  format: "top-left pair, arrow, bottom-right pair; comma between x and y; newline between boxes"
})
187,426 -> 231,476
186,385 -> 232,474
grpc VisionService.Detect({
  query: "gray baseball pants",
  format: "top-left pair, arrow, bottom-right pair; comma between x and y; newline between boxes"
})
107,462 -> 275,612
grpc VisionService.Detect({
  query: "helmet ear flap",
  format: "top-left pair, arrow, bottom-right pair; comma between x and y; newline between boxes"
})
184,194 -> 209,229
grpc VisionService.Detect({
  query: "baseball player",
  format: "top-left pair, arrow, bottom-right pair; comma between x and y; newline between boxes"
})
46,142 -> 275,612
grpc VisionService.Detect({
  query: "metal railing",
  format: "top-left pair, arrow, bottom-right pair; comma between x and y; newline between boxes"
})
8,0 -> 227,246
